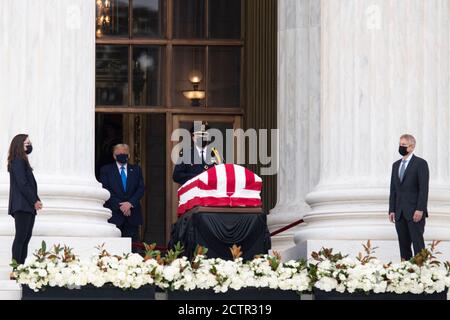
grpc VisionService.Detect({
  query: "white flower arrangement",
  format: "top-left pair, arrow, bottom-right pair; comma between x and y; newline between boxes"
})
155,245 -> 311,294
12,242 -> 310,294
11,240 -> 450,296
310,240 -> 450,295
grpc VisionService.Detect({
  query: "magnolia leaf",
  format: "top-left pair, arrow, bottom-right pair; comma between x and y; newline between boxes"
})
229,245 -> 243,260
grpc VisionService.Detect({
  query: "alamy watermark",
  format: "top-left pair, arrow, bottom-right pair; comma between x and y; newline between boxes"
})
66,4 -> 81,30
365,4 -> 382,30
171,121 -> 279,176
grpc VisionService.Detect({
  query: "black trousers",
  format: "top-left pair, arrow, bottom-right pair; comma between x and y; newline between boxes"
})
118,220 -> 140,252
12,211 -> 36,264
395,212 -> 425,261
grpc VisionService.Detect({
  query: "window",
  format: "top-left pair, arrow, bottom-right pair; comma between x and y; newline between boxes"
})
173,0 -> 205,39
96,0 -> 129,37
208,46 -> 241,107
172,46 -> 206,107
132,0 -> 166,37
132,46 -> 164,106
96,0 -> 243,109
209,0 -> 241,39
96,45 -> 128,106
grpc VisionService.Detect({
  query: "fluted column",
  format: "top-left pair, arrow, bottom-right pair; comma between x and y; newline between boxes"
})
268,0 -> 321,250
296,0 -> 450,244
0,0 -> 122,252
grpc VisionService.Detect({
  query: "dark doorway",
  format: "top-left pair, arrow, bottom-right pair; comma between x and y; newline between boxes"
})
95,114 -> 124,179
95,113 -> 166,245
142,114 -> 167,245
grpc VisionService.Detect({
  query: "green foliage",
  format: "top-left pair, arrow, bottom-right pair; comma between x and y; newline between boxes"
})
164,242 -> 184,264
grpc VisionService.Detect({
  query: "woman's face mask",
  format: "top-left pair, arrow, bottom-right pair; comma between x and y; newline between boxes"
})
24,141 -> 33,155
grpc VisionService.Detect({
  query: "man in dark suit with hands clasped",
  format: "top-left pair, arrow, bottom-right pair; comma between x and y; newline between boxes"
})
100,143 -> 145,244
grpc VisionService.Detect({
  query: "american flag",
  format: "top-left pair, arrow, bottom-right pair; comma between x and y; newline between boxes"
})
177,164 -> 262,216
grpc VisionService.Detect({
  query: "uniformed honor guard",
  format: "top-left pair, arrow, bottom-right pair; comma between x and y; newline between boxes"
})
173,123 -> 222,185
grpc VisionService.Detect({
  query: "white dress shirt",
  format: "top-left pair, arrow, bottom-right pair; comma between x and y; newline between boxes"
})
116,162 -> 127,176
398,153 -> 413,176
195,145 -> 207,162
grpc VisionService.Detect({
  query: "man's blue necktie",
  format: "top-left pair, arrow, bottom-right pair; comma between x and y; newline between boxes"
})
120,166 -> 127,191
399,160 -> 407,182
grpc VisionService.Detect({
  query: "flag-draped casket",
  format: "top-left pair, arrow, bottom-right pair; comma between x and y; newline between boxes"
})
177,164 -> 262,216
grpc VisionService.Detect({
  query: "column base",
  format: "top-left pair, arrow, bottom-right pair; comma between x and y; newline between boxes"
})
268,203 -> 309,251
300,186 -> 450,243
0,280 -> 21,300
0,178 -> 121,237
295,213 -> 450,243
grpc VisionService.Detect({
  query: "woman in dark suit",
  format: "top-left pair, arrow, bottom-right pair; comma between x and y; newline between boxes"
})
7,134 -> 42,272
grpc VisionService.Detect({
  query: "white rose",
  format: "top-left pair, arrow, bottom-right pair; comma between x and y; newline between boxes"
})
38,269 -> 48,277
163,265 -> 178,282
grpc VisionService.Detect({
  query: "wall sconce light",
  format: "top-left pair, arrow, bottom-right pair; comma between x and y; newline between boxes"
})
183,70 -> 206,107
96,0 -> 112,38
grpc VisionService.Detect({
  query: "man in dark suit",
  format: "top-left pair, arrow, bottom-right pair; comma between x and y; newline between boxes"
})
389,134 -> 429,261
100,144 -> 145,244
173,123 -> 219,185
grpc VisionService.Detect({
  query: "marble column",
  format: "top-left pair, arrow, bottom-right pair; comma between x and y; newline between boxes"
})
0,0 -> 128,273
268,0 -> 321,250
292,0 -> 450,259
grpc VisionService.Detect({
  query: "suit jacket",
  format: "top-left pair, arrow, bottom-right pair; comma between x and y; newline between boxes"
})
172,147 -> 216,185
8,158 -> 40,216
389,154 -> 429,221
99,163 -> 145,227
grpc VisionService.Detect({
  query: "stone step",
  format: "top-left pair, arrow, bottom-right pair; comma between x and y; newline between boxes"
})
0,280 -> 21,300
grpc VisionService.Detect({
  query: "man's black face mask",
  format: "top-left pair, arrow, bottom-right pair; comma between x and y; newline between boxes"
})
398,146 -> 408,156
